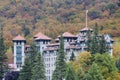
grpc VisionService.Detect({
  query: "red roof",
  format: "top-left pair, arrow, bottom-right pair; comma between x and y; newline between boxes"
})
34,32 -> 51,40
58,32 -> 77,38
13,35 -> 26,41
80,27 -> 93,31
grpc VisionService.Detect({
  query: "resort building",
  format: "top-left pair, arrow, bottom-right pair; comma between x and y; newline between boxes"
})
12,27 -> 114,80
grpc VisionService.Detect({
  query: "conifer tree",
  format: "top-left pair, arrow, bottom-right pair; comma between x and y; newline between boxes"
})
19,42 -> 38,80
31,53 -> 46,80
0,26 -> 7,80
90,23 -> 99,54
70,52 -> 75,61
87,23 -> 108,54
116,58 -> 120,72
86,29 -> 92,52
99,35 -> 109,54
85,63 -> 104,80
18,58 -> 32,80
65,64 -> 78,80
52,36 -> 67,80
29,43 -> 38,66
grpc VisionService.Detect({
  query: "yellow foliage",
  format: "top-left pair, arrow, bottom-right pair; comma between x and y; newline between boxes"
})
72,51 -> 92,74
113,42 -> 120,59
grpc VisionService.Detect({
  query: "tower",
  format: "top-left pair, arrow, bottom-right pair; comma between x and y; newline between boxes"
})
34,32 -> 51,53
13,35 -> 26,71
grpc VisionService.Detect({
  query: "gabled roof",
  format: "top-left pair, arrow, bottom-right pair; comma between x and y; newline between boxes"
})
58,32 -> 77,38
80,27 -> 93,32
34,32 -> 51,40
13,35 -> 26,41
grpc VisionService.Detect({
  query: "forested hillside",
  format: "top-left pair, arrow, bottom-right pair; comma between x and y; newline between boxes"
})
0,0 -> 120,48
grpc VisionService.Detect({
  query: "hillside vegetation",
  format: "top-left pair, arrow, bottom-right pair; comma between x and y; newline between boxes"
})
0,0 -> 120,47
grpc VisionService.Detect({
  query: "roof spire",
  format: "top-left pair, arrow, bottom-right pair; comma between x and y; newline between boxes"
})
86,9 -> 88,28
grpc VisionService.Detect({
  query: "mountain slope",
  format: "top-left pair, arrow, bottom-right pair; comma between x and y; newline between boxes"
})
0,0 -> 120,47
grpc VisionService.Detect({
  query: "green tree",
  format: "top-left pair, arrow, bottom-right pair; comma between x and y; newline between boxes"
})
99,35 -> 109,54
88,23 -> 99,54
0,26 -> 7,80
52,36 -> 67,80
22,23 -> 30,37
19,42 -> 38,80
18,58 -> 32,80
65,63 -> 78,80
31,53 -> 46,80
116,58 -> 120,72
87,23 -> 109,54
93,53 -> 118,79
28,43 -> 38,67
69,52 -> 75,61
85,63 -> 104,80
73,51 -> 92,80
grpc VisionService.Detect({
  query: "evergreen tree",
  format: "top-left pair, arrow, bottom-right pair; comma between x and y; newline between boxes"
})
31,53 -> 46,80
0,26 -> 7,80
52,36 -> 67,80
69,52 -> 75,61
65,64 -> 78,80
86,28 -> 92,52
28,43 -> 38,67
90,23 -> 99,54
116,57 -> 120,72
87,23 -> 108,54
99,35 -> 109,54
85,63 -> 104,80
18,58 -> 32,80
18,42 -> 38,80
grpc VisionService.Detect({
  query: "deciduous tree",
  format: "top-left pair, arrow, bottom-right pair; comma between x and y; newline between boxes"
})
85,63 -> 104,80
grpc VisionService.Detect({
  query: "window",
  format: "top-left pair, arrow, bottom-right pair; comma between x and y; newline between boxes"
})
43,41 -> 45,44
16,46 -> 22,54
16,57 -> 22,63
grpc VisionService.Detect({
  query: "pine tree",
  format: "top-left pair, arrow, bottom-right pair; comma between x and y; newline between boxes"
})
29,43 -> 38,66
85,63 -> 104,80
18,58 -> 32,80
52,36 -> 67,80
86,29 -> 92,52
90,23 -> 99,54
116,58 -> 120,72
69,52 -> 75,61
65,64 -> 78,80
0,26 -> 7,80
18,42 -> 38,80
99,35 -> 109,54
87,23 -> 109,54
31,53 -> 46,80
